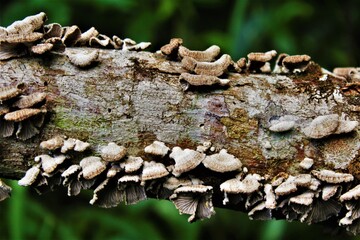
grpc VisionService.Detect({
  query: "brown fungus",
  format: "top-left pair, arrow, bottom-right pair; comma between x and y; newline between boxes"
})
247,50 -> 277,73
79,156 -> 107,180
160,38 -> 183,56
194,54 -> 232,76
0,179 -> 12,201
181,56 -> 197,71
170,185 -> 215,222
89,34 -> 112,48
144,140 -> 170,157
169,147 -> 206,177
5,12 -> 46,34
178,45 -> 220,62
66,49 -> 99,68
0,83 -> 26,102
43,23 -> 63,38
202,149 -> 242,173
179,73 -> 230,90
62,25 -> 81,46
311,169 -> 354,184
282,54 -> 311,73
40,135 -> 64,150
76,27 -> 99,46
273,53 -> 289,73
101,142 -> 127,162
13,92 -> 47,109
4,108 -> 46,122
18,165 -> 41,186
333,67 -> 360,82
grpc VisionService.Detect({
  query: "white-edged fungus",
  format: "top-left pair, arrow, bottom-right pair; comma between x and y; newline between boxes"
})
141,161 -> 169,182
269,120 -> 295,132
76,27 -> 99,46
61,138 -> 76,153
322,184 -> 340,201
79,156 -> 106,180
13,92 -> 47,109
66,49 -> 99,68
18,165 -> 40,186
340,185 -> 360,201
334,120 -> 359,135
247,50 -> 277,73
170,185 -> 215,222
302,114 -> 339,139
118,175 -> 147,205
169,147 -> 205,177
62,25 -> 81,46
120,156 -> 144,173
202,149 -> 242,173
264,184 -> 276,209
289,191 -> 315,206
274,176 -> 297,196
299,157 -> 314,170
220,174 -> 262,194
101,142 -> 127,162
74,139 -> 90,152
38,154 -> 66,173
40,135 -> 64,150
311,169 -> 354,184
90,178 -> 124,208
144,140 -> 170,157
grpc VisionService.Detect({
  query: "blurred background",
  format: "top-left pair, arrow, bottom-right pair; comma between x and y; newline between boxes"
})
0,0 -> 360,239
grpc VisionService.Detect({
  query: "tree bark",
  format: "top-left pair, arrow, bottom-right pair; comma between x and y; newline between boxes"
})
1,48 -> 360,232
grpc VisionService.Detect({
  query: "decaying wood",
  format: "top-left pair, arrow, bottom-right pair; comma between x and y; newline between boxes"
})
1,13 -> 360,235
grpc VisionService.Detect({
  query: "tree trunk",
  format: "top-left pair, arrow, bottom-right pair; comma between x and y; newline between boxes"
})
1,47 -> 360,233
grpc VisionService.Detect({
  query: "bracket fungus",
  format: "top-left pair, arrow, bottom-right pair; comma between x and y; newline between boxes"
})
311,170 -> 354,184
160,38 -> 183,56
178,45 -> 220,62
120,156 -> 144,173
282,54 -> 311,73
299,157 -> 314,170
202,149 -> 242,173
0,83 -> 26,102
141,161 -> 169,183
220,174 -> 262,195
247,50 -> 277,73
170,185 -> 215,222
333,67 -> 360,82
169,147 -> 206,177
12,92 -> 47,109
118,175 -> 147,205
18,166 -> 41,186
79,156 -> 107,180
40,135 -> 64,150
179,73 -> 230,90
101,142 -> 127,162
193,54 -> 232,76
144,141 -> 170,157
268,120 -> 295,133
340,185 -> 360,201
66,49 -> 99,68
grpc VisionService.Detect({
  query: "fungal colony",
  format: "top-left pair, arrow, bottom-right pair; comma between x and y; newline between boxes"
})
15,136 -> 360,234
0,83 -> 47,140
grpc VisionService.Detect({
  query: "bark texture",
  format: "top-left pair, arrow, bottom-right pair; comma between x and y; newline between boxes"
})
1,46 -> 360,233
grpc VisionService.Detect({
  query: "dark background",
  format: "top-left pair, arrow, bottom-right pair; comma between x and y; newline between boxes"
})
1,0 -> 360,239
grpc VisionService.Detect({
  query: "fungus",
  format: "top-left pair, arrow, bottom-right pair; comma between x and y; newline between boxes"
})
76,27 -> 99,46
90,178 -> 124,208
202,149 -> 242,173
299,157 -> 314,170
62,25 -> 81,46
144,140 -> 170,157
289,191 -> 315,206
5,12 -> 46,34
123,41 -> 151,51
269,120 -> 295,132
179,73 -> 230,90
118,175 -> 147,205
181,56 -> 197,71
43,23 -> 63,38
13,92 -> 47,109
120,156 -> 144,173
304,199 -> 341,224
169,147 -> 206,177
234,57 -> 247,73
340,185 -> 360,201
141,161 -> 169,183
302,114 -> 339,139
4,108 -> 46,122
18,165 -> 41,186
334,119 -> 359,135
0,83 -> 26,102
37,154 -> 63,174
322,185 -> 340,201
220,174 -> 262,194
194,54 -> 232,76
101,142 -> 127,162
0,179 -> 11,201
66,49 -> 99,68
89,34 -> 112,48
196,141 -> 212,153
170,185 -> 215,222
311,169 -> 354,184
274,176 -> 298,196
247,50 -> 277,73
264,184 -> 276,209
333,67 -> 360,82
16,119 -> 40,140
61,138 -> 76,153
178,45 -> 220,62
160,38 -> 183,56
74,139 -> 90,152
273,53 -> 289,73
79,156 -> 106,180
248,202 -> 272,220
40,135 -> 64,150
282,54 -> 311,73
61,165 -> 83,197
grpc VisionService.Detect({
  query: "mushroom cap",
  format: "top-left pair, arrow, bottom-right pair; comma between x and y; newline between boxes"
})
40,135 -> 64,150
141,161 -> 169,181
169,147 -> 205,177
44,23 -> 63,38
322,184 -> 340,201
31,43 -> 54,54
120,156 -> 144,173
163,177 -> 192,190
178,45 -> 220,62
0,83 -> 26,102
160,38 -> 183,55
74,139 -> 90,152
174,184 -> 213,194
264,184 -> 276,209
283,54 -> 311,64
62,25 -> 81,46
311,169 -> 354,183
302,114 -> 339,139
61,164 -> 81,178
299,157 -> 314,170
80,156 -> 107,179
13,92 -> 47,109
220,174 -> 261,194
5,12 -> 47,35
4,108 -> 46,122
118,175 -> 140,183
18,166 -> 40,186
340,184 -> 360,201
334,120 -> 358,134
76,27 -> 99,46
38,154 -> 58,173
289,191 -> 315,206
194,54 -> 232,76
247,50 -> 277,62
61,138 -> 76,153
274,176 -> 298,196
144,140 -> 170,157
269,120 -> 295,132
66,49 -> 99,68
202,149 -> 242,173
101,142 -> 127,162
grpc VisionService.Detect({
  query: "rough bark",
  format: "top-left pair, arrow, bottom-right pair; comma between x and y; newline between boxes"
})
1,48 -> 360,233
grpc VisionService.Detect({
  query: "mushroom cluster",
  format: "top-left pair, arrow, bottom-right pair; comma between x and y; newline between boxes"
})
0,12 -> 151,61
0,83 -> 47,140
